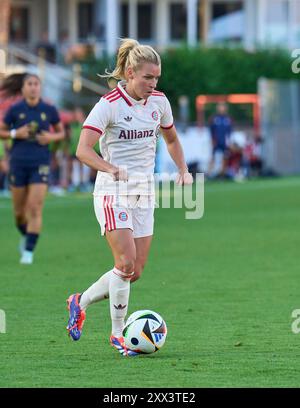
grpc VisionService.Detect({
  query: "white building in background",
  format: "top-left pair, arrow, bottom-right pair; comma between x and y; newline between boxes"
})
4,0 -> 300,55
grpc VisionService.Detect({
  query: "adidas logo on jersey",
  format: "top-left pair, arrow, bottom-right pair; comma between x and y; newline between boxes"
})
119,129 -> 154,140
124,116 -> 132,122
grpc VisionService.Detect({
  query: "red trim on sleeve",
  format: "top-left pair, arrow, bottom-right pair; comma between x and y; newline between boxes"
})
82,125 -> 103,135
160,123 -> 174,130
103,89 -> 117,98
108,95 -> 121,103
104,89 -> 119,100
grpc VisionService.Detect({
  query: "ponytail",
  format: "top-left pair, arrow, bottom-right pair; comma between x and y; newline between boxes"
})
99,38 -> 161,86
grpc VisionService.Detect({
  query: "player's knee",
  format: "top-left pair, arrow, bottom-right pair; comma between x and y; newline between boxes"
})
27,203 -> 42,218
117,255 -> 136,276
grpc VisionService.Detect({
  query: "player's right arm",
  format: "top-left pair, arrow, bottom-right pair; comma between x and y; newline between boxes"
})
77,129 -> 127,181
0,106 -> 30,140
0,122 -> 30,140
76,128 -> 118,177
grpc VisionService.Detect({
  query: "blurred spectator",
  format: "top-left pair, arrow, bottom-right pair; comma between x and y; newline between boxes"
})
59,40 -> 95,64
226,142 -> 244,181
36,31 -> 56,63
226,130 -> 247,181
208,102 -> 232,178
58,30 -> 72,64
243,136 -> 263,177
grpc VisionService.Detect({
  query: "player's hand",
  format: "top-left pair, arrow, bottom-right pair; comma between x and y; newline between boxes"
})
111,166 -> 128,181
176,169 -> 193,186
15,125 -> 30,139
36,131 -> 53,145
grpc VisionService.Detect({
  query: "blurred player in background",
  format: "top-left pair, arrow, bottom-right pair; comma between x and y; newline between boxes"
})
0,73 -> 65,264
0,74 -> 24,196
209,102 -> 232,178
66,38 -> 193,356
0,139 -> 9,196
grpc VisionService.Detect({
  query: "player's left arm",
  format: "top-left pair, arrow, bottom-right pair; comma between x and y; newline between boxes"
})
37,105 -> 65,145
161,125 -> 193,185
37,122 -> 65,145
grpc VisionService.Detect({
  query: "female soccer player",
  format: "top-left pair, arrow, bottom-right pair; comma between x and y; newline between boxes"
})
0,73 -> 65,264
66,38 -> 193,356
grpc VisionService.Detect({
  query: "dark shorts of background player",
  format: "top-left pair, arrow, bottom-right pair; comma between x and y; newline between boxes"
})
9,162 -> 50,187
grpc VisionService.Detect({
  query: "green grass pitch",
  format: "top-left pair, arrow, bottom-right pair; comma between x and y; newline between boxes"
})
0,177 -> 300,388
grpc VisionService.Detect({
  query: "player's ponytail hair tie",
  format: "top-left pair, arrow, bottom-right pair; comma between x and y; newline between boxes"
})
98,38 -> 161,88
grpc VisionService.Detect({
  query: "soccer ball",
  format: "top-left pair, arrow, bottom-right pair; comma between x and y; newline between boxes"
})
123,310 -> 167,354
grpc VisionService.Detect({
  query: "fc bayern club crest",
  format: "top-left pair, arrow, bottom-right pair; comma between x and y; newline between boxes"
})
152,111 -> 159,121
119,212 -> 128,221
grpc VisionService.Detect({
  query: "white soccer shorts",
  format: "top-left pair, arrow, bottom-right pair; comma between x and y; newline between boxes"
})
93,195 -> 155,238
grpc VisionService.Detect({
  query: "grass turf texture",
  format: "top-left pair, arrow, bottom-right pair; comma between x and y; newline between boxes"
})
0,177 -> 299,388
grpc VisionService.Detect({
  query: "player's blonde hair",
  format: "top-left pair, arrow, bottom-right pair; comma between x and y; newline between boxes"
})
100,38 -> 161,84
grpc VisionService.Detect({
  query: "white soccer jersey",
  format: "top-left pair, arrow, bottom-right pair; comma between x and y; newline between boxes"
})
83,80 -> 173,195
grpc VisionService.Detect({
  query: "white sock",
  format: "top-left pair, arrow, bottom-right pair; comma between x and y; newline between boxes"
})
79,270 -> 111,311
109,267 -> 133,337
